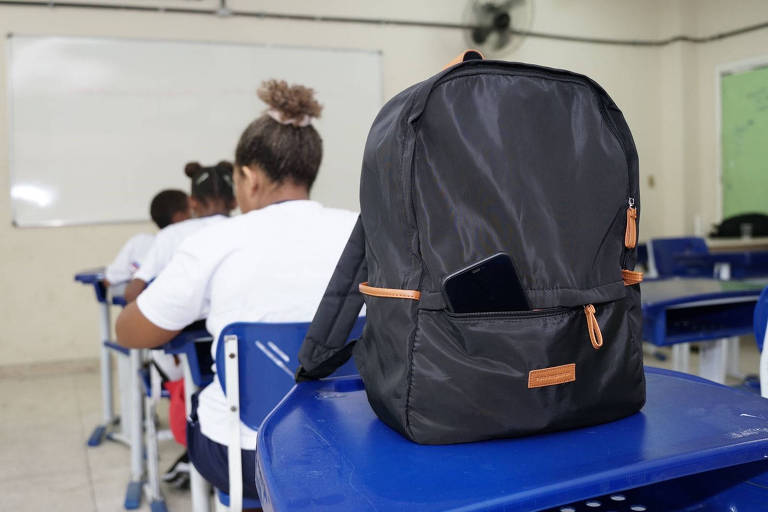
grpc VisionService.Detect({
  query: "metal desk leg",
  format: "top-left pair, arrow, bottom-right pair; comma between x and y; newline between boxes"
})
672,343 -> 691,374
183,354 -> 212,512
726,337 -> 742,379
89,301 -> 115,447
106,348 -> 132,446
699,338 -> 728,384
125,349 -> 145,510
145,363 -> 167,512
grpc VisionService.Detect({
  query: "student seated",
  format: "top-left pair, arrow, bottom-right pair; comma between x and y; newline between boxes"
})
121,162 -> 236,484
116,79 -> 357,507
123,161 -> 236,303
103,189 -> 189,287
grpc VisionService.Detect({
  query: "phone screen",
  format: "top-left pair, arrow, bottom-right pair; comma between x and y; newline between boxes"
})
442,253 -> 530,313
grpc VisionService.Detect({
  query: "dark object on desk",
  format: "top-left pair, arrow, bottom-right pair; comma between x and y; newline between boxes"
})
710,212 -> 768,238
441,253 -> 529,313
256,368 -> 768,512
298,54 -> 645,444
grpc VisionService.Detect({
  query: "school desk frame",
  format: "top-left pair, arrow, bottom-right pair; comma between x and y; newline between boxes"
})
74,269 -> 134,448
641,277 -> 766,383
159,326 -> 215,512
109,292 -> 156,510
255,367 -> 768,512
116,295 -> 216,510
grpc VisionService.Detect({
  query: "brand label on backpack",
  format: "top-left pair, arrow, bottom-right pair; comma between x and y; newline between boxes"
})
528,364 -> 576,389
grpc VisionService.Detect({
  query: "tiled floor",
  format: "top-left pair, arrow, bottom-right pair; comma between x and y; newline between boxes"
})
0,369 -> 197,511
0,339 -> 762,511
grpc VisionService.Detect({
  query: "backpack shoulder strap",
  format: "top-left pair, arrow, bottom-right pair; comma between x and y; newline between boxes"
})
296,215 -> 367,381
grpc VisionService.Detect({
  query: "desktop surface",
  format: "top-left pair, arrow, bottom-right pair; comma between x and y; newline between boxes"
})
256,367 -> 768,512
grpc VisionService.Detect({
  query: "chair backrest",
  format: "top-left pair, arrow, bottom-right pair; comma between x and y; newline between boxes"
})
648,237 -> 709,278
215,317 -> 364,431
754,286 -> 768,353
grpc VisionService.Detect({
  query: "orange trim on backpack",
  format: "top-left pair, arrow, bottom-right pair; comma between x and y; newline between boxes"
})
622,269 -> 644,286
443,49 -> 484,70
359,282 -> 421,301
528,363 -> 576,389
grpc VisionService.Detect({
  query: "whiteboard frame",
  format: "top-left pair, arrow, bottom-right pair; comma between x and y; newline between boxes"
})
6,33 -> 382,228
715,54 -> 768,223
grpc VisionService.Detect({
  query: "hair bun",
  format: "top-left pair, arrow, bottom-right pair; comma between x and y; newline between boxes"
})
257,79 -> 322,122
215,161 -> 234,174
184,162 -> 202,177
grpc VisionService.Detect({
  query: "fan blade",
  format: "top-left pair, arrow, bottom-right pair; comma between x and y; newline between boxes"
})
472,26 -> 494,45
494,29 -> 511,51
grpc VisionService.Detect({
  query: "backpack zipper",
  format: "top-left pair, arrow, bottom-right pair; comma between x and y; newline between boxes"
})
448,304 -> 605,351
447,306 -> 568,320
622,197 -> 636,269
583,304 -> 604,350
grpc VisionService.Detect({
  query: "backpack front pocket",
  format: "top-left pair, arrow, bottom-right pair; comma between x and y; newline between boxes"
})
405,298 -> 645,444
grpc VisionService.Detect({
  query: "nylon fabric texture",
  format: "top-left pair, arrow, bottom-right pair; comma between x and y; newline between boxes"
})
299,58 -> 645,445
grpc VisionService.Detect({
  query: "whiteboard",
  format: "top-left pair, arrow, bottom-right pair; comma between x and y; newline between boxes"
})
7,35 -> 382,226
720,62 -> 768,218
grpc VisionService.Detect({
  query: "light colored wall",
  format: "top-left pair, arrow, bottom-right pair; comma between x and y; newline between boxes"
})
2,0 -> 756,366
504,0 -> 671,240
680,0 -> 768,236
0,0 -> 472,367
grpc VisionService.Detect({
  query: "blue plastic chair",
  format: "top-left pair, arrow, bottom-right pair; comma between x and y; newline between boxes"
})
754,286 -> 768,398
647,237 -> 710,278
213,317 -> 365,511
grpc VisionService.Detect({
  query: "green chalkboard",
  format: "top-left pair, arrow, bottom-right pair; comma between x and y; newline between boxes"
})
721,65 -> 768,217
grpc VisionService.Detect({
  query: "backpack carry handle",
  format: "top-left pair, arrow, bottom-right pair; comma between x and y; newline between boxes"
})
443,49 -> 484,70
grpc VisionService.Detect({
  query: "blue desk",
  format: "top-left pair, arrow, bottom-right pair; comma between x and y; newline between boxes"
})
75,267 -> 108,301
673,251 -> 768,279
74,268 -> 132,448
642,278 -> 765,346
256,368 -> 768,512
641,278 -> 766,382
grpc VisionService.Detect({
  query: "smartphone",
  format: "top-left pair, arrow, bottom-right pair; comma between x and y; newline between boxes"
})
441,253 -> 530,314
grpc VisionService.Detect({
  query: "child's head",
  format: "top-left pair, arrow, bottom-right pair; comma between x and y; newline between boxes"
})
184,161 -> 236,217
234,80 -> 323,198
150,189 -> 190,229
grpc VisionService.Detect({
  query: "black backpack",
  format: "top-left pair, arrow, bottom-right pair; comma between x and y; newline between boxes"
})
298,52 -> 646,445
710,213 -> 768,238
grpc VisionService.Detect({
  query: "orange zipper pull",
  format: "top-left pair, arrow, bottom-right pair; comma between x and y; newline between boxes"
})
625,198 -> 637,249
584,304 -> 603,350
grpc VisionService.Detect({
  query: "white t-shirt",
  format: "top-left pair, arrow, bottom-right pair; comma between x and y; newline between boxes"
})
137,200 -> 358,449
133,215 -> 227,283
105,233 -> 155,284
